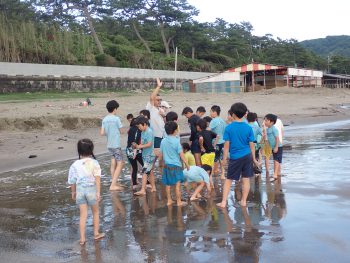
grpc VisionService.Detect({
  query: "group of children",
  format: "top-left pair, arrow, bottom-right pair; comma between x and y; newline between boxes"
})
67,80 -> 284,245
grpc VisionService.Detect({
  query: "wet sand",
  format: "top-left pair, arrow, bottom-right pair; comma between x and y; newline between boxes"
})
0,120 -> 350,262
1,87 -> 350,173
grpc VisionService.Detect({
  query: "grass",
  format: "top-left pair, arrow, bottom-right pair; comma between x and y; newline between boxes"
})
0,89 -> 134,102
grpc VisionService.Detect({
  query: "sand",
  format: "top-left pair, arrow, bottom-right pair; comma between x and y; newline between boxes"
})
0,86 -> 349,173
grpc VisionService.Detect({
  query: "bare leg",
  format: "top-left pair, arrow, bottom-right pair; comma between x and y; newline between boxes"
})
194,153 -> 202,166
217,179 -> 233,208
149,170 -> 156,192
79,204 -> 88,244
265,157 -> 270,177
240,177 -> 251,207
91,203 -> 105,239
191,182 -> 204,200
213,161 -> 219,176
273,161 -> 280,179
175,182 -> 186,206
110,160 -> 124,191
219,160 -> 226,180
134,174 -> 147,195
166,185 -> 174,206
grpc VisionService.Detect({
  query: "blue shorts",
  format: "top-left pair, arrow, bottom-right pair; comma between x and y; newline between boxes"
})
154,137 -> 163,148
273,147 -> 283,163
227,154 -> 254,181
108,148 -> 123,161
191,140 -> 201,154
76,185 -> 97,206
162,164 -> 184,186
214,143 -> 224,162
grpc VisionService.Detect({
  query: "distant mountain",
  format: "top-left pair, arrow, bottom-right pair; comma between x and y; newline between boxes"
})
300,35 -> 350,58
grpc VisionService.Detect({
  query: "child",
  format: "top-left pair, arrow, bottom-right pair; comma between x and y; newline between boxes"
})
196,106 -> 206,118
68,139 -> 105,245
226,109 -> 234,124
209,105 -> 227,180
182,107 -> 201,166
247,112 -> 262,175
274,117 -> 284,176
127,113 -> 134,124
197,119 -> 218,169
182,142 -> 196,166
166,111 -> 180,134
217,103 -> 259,208
203,116 -> 212,125
134,116 -> 157,195
264,114 -> 282,182
100,100 -> 124,191
126,116 -> 143,189
160,121 -> 189,206
183,165 -> 212,201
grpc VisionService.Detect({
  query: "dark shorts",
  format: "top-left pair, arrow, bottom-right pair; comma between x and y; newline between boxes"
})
227,154 -> 254,181
191,140 -> 201,154
154,137 -> 163,148
214,143 -> 224,162
273,147 -> 283,163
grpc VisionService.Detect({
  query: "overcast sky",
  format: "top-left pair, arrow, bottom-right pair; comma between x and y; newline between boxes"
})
187,0 -> 350,41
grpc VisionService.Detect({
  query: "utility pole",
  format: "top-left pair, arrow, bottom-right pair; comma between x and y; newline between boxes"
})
174,47 -> 178,90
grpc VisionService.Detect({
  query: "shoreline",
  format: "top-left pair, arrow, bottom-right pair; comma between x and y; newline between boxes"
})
0,87 -> 349,173
1,114 -> 349,174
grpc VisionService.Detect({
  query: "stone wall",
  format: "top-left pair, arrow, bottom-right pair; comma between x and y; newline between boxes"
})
0,75 -> 185,93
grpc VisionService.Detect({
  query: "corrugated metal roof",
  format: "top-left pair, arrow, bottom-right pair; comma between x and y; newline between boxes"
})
226,63 -> 286,73
323,73 -> 350,80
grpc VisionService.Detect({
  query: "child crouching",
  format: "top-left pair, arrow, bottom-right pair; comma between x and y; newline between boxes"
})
160,121 -> 190,206
184,165 -> 212,201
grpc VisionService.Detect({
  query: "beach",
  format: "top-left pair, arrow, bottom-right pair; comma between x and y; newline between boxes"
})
0,86 -> 350,173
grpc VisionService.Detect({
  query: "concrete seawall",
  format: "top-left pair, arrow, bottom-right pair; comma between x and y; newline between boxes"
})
0,62 -> 214,93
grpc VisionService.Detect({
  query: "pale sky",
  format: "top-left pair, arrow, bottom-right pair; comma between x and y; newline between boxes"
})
187,0 -> 350,41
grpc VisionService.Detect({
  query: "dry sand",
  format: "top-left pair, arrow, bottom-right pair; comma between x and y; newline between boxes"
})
0,87 -> 349,173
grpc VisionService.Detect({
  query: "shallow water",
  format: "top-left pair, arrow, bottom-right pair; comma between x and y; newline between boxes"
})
0,121 -> 350,263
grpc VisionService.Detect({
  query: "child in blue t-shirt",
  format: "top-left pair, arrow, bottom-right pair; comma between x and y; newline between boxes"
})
133,116 -> 157,195
100,100 -> 124,191
217,103 -> 259,208
247,112 -> 262,175
209,105 -> 227,179
264,114 -> 281,182
160,121 -> 189,206
184,165 -> 212,201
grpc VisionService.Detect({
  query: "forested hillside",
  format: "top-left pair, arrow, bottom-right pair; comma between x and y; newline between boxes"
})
0,0 -> 348,74
301,36 -> 350,58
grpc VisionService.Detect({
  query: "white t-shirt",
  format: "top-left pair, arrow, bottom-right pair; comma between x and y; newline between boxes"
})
274,118 -> 284,145
146,102 -> 165,138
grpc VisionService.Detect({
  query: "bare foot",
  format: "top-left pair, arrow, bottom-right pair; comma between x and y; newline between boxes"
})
79,240 -> 86,246
220,175 -> 226,180
94,232 -> 105,240
216,202 -> 226,208
190,197 -> 199,201
176,201 -> 187,207
110,185 -> 124,191
134,191 -> 146,196
150,187 -> 157,192
167,200 -> 174,206
239,201 -> 247,207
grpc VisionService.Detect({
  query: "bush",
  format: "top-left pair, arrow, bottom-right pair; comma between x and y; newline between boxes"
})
95,53 -> 117,67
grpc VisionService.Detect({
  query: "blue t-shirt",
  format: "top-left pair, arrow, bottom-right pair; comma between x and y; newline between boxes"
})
183,166 -> 210,184
209,117 -> 226,144
223,121 -> 255,159
266,126 -> 280,149
102,114 -> 123,148
160,135 -> 182,167
141,127 -> 154,157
